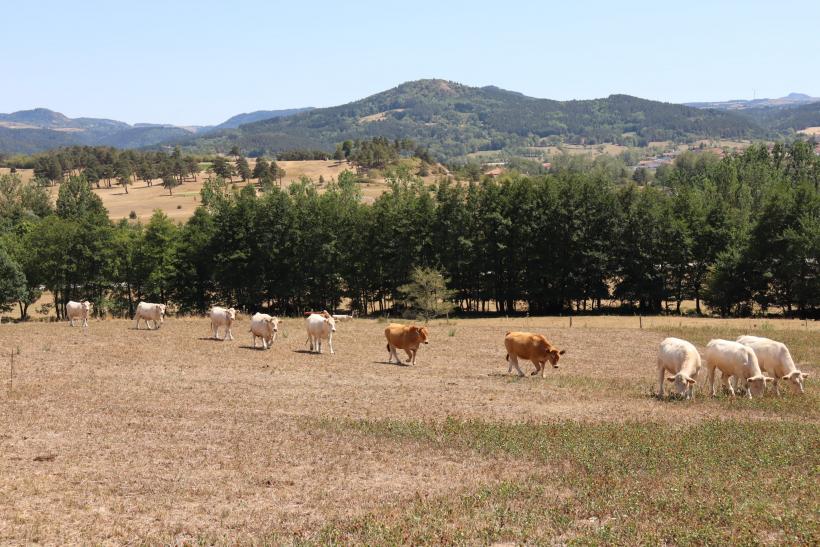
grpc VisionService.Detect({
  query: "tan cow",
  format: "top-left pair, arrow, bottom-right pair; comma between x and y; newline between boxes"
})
504,331 -> 566,377
385,323 -> 429,365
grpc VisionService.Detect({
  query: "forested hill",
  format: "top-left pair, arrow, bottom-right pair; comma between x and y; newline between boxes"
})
186,79 -> 768,159
735,101 -> 820,134
0,108 -> 311,155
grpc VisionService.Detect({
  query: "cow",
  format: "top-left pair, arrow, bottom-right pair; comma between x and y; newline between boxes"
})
250,313 -> 280,349
657,337 -> 701,399
332,314 -> 354,322
704,339 -> 772,398
736,335 -> 809,395
209,306 -> 237,341
305,313 -> 336,354
66,300 -> 93,327
504,331 -> 566,377
385,323 -> 429,366
133,302 -> 166,330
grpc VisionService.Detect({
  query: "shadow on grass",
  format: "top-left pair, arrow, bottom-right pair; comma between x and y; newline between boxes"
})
372,360 -> 410,367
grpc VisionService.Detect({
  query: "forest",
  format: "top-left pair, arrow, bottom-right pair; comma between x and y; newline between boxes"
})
0,141 -> 817,320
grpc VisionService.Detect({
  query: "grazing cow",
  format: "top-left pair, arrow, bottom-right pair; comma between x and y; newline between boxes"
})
250,313 -> 280,349
210,306 -> 237,341
704,339 -> 771,398
504,331 -> 566,378
737,335 -> 809,395
134,302 -> 166,330
657,337 -> 701,399
305,313 -> 336,354
385,323 -> 429,365
66,300 -> 93,327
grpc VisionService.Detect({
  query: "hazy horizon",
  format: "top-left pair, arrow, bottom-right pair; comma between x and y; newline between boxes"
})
3,0 -> 819,125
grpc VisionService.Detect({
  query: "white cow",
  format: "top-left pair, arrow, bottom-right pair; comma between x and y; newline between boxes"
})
66,300 -> 93,327
134,302 -> 167,330
305,313 -> 336,354
250,313 -> 279,349
737,335 -> 809,395
704,339 -> 771,398
210,306 -> 237,340
332,314 -> 354,322
657,337 -> 701,399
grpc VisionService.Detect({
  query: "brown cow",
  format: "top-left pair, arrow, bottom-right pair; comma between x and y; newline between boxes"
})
385,323 -> 429,365
504,331 -> 566,377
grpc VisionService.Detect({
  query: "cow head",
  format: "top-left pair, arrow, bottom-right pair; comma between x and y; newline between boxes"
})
781,370 -> 808,394
412,326 -> 429,344
325,315 -> 336,333
270,317 -> 280,332
746,375 -> 773,397
82,301 -> 93,313
158,304 -> 167,321
226,308 -> 237,321
666,372 -> 696,396
546,348 -> 566,368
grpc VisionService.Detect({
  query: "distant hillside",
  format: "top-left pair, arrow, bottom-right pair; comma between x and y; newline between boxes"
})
213,108 -> 314,130
0,107 -> 309,155
685,92 -> 820,110
187,79 -> 767,159
735,101 -> 820,133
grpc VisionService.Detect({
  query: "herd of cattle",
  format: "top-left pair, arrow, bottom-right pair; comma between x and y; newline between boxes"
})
64,299 -> 809,399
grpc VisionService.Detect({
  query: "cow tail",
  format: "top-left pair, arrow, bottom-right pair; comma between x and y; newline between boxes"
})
505,353 -> 509,361
386,343 -> 390,352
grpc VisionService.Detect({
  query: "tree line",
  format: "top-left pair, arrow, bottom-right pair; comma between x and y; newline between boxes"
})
0,141 -> 817,320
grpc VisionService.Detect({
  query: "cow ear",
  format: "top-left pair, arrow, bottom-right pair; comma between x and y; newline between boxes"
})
559,349 -> 566,355
666,377 -> 675,383
801,372 -> 809,378
686,376 -> 696,385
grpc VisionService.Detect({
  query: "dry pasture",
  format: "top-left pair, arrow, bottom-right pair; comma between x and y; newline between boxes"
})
0,316 -> 817,544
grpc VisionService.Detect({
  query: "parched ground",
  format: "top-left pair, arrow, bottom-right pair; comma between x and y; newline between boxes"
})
0,317 -> 817,544
3,159 -> 439,223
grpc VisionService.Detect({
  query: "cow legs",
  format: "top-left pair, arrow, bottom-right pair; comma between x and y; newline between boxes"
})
508,354 -> 525,377
706,366 -> 715,396
657,367 -> 666,398
225,328 -> 234,341
387,344 -> 397,363
328,333 -> 334,354
252,335 -> 258,348
69,317 -> 74,327
721,372 -> 734,397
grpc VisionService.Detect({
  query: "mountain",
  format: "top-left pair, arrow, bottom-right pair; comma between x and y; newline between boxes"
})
0,107 -> 310,155
735,101 -> 820,133
186,79 -> 767,159
685,93 -> 820,110
212,108 -> 314,130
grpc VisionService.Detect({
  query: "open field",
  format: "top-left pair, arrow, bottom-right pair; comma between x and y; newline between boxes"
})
0,316 -> 817,543
3,160 -> 435,222
798,126 -> 820,137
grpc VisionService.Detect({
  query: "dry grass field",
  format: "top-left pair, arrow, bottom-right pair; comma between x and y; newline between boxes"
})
3,160 -> 432,222
0,316 -> 817,544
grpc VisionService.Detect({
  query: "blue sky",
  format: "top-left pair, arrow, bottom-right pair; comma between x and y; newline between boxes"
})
3,0 -> 818,125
